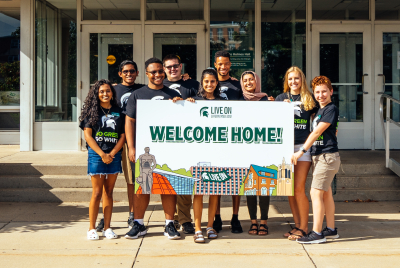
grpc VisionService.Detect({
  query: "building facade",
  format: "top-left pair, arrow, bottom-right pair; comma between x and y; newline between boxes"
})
244,165 -> 278,196
0,0 -> 400,150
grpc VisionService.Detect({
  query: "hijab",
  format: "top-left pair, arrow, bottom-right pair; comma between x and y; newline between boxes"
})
240,71 -> 268,101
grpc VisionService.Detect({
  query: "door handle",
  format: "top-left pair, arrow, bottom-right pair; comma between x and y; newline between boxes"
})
378,74 -> 385,94
362,74 -> 368,94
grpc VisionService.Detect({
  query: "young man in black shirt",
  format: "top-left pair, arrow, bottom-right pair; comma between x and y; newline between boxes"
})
212,50 -> 243,233
162,54 -> 197,235
124,57 -> 183,240
96,60 -> 144,232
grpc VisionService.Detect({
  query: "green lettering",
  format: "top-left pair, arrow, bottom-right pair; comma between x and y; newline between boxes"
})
268,128 -> 276,143
204,127 -> 217,142
166,126 -> 174,141
184,127 -> 193,143
231,127 -> 242,143
218,127 -> 228,143
175,126 -> 184,142
254,128 -> 266,143
149,126 -> 165,142
193,127 -> 204,142
243,127 -> 254,143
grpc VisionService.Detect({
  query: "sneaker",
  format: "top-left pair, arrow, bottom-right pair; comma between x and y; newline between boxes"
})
174,220 -> 181,230
128,217 -> 134,229
181,222 -> 195,234
213,218 -> 223,233
297,231 -> 327,244
164,222 -> 181,240
322,227 -> 339,239
230,219 -> 243,234
96,218 -> 104,232
125,221 -> 147,239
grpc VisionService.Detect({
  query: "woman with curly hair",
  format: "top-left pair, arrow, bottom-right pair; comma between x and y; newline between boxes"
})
186,68 -> 222,243
293,76 -> 340,244
79,79 -> 126,240
275,66 -> 318,240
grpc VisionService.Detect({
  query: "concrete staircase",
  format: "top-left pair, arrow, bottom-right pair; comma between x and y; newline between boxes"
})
0,152 -> 399,202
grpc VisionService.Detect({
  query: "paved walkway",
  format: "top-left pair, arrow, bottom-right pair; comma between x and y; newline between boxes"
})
1,201 -> 400,268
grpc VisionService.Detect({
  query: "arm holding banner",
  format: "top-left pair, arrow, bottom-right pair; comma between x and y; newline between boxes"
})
291,122 -> 330,165
125,115 -> 136,163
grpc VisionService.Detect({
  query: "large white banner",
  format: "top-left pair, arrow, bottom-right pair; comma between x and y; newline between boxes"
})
135,100 -> 294,196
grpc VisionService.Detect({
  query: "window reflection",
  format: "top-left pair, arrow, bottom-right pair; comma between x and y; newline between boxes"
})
312,0 -> 369,20
210,0 -> 255,79
35,0 -> 77,122
376,0 -> 400,21
261,0 -> 306,97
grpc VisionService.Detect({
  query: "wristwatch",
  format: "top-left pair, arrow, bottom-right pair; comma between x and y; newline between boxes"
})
299,146 -> 307,153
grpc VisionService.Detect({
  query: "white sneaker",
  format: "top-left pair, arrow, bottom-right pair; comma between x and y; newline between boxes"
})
87,229 -> 99,240
102,228 -> 118,239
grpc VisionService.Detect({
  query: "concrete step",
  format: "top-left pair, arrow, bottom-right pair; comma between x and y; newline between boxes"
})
0,175 -> 128,189
0,162 -> 396,176
1,174 -> 398,190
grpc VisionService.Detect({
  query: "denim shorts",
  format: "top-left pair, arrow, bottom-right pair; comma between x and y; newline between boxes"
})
87,148 -> 122,177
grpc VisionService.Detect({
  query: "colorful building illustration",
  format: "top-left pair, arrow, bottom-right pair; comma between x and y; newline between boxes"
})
191,162 -> 247,195
277,158 -> 294,196
243,165 -> 278,196
136,168 -> 198,195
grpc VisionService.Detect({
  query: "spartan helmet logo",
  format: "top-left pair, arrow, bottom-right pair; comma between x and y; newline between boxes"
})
101,115 -> 117,130
220,86 -> 229,100
312,115 -> 322,131
292,101 -> 303,117
120,92 -> 131,108
200,107 -> 209,117
151,96 -> 165,100
168,84 -> 182,95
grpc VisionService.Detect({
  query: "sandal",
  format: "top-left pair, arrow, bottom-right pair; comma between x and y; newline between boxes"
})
206,227 -> 218,239
102,228 -> 118,239
87,229 -> 99,240
258,224 -> 268,236
248,223 -> 259,235
283,227 -> 299,238
288,228 -> 307,241
194,231 -> 205,243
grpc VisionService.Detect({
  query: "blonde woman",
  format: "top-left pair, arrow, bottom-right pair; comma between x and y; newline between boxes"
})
275,66 -> 318,240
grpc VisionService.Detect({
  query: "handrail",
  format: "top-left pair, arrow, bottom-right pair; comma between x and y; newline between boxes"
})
379,94 -> 400,177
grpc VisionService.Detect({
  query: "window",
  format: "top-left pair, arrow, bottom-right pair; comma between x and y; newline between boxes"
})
146,0 -> 203,20
262,179 -> 266,184
217,28 -> 223,40
35,0 -> 77,122
84,0 -> 140,20
313,0 -> 369,21
228,28 -> 234,40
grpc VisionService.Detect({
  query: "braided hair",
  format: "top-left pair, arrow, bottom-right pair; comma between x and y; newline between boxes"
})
79,79 -> 117,127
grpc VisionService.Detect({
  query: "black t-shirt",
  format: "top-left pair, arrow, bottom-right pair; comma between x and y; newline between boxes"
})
79,105 -> 125,153
163,78 -> 198,99
124,85 -> 182,119
193,96 -> 222,101
114,83 -> 145,111
219,78 -> 242,100
275,93 -> 319,145
239,96 -> 269,101
310,102 -> 339,156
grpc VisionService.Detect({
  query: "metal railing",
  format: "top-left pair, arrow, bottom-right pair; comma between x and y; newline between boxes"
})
379,94 -> 400,177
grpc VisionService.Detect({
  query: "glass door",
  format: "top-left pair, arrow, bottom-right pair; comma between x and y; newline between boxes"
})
312,24 -> 372,149
80,25 -> 142,148
374,25 -> 400,149
144,25 -> 206,82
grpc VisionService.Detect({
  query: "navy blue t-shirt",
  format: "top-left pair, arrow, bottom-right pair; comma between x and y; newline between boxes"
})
163,78 -> 198,99
114,83 -> 144,111
219,78 -> 242,100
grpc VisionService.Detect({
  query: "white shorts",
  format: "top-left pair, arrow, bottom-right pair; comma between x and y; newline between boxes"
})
294,144 -> 312,162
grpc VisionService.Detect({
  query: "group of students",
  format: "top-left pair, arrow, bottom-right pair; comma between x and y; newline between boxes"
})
79,50 -> 340,244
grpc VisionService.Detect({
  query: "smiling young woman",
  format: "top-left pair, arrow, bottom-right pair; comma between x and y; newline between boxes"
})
79,79 -> 126,240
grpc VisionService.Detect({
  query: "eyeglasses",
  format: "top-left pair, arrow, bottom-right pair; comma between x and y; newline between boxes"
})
146,70 -> 164,76
164,64 -> 180,70
122,69 -> 136,74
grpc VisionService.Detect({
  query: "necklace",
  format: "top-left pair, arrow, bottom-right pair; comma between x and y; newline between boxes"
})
288,92 -> 301,102
100,105 -> 111,117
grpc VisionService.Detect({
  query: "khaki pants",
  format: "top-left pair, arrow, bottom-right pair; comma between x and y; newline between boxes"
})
312,152 -> 340,191
174,195 -> 192,224
121,143 -> 134,184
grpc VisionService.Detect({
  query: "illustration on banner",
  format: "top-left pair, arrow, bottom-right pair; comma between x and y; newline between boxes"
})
135,147 -> 293,196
